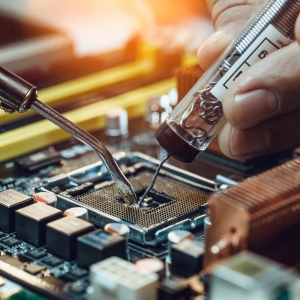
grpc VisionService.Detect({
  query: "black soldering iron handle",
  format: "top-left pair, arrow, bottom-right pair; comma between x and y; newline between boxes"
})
0,66 -> 37,114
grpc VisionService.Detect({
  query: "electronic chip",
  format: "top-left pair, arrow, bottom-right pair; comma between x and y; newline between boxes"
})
46,217 -> 94,261
15,149 -> 61,171
41,256 -> 64,267
15,203 -> 63,247
27,249 -> 47,260
24,264 -> 46,275
69,267 -> 88,279
1,237 -> 21,247
0,190 -> 33,233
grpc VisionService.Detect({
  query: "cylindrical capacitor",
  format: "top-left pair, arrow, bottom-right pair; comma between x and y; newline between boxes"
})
104,223 -> 130,238
104,223 -> 130,242
63,207 -> 89,221
204,217 -> 212,239
135,258 -> 165,281
104,223 -> 129,243
105,107 -> 128,137
33,192 -> 57,207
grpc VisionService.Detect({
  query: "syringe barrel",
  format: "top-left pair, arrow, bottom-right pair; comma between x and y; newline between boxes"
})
156,0 -> 300,163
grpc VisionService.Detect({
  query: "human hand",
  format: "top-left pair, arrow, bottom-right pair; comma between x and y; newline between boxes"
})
198,0 -> 300,160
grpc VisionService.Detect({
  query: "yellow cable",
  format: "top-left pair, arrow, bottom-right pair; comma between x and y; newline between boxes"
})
0,42 -> 158,125
0,78 -> 175,161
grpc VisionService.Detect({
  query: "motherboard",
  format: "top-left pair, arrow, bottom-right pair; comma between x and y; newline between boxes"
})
0,139 -> 215,299
0,2 -> 300,299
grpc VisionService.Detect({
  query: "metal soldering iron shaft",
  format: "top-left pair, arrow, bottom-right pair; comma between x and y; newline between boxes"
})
0,66 -> 136,204
31,99 -> 137,205
138,154 -> 170,207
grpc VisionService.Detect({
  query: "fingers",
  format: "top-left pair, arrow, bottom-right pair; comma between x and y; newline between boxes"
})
200,2 -> 300,159
205,0 -> 263,28
296,13 -> 300,42
220,41 -> 300,159
218,108 -> 300,160
222,42 -> 300,130
198,0 -> 262,70
197,23 -> 236,70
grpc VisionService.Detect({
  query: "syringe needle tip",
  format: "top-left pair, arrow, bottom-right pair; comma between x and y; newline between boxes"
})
138,154 -> 170,207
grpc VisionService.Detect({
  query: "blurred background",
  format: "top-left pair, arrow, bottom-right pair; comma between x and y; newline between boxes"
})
2,0 -> 253,182
0,0 -> 212,55
0,0 -> 213,78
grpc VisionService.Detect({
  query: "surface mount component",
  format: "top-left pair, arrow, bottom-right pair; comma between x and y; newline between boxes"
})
77,229 -> 127,268
171,237 -> 205,278
46,217 -> 94,261
204,157 -> 300,270
40,153 -> 214,245
0,190 -> 33,233
15,203 -> 62,247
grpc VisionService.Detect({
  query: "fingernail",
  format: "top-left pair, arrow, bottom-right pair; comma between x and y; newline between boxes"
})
230,126 -> 269,157
234,89 -> 279,127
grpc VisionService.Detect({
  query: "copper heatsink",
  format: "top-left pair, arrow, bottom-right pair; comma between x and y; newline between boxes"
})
204,157 -> 300,270
175,65 -> 204,102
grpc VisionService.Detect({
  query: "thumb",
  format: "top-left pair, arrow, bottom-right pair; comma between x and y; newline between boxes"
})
219,42 -> 300,159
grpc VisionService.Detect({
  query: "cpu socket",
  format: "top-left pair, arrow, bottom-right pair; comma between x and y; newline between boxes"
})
40,153 -> 215,245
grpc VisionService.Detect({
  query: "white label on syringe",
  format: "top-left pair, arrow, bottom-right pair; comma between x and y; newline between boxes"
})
210,24 -> 292,100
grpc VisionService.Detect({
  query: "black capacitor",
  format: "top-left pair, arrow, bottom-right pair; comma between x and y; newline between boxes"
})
167,229 -> 193,263
46,217 -> 94,261
135,258 -> 165,281
76,229 -> 126,268
171,237 -> 205,278
15,203 -> 62,247
158,277 -> 191,300
0,189 -> 33,233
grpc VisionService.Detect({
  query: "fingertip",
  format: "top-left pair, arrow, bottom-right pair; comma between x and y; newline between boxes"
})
222,88 -> 241,129
219,123 -> 270,160
295,14 -> 300,45
197,24 -> 235,71
295,14 -> 300,44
